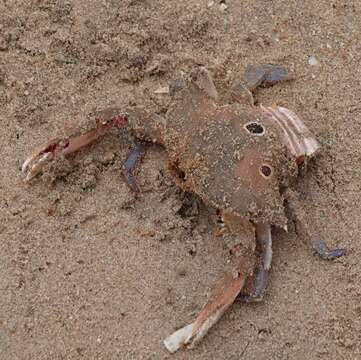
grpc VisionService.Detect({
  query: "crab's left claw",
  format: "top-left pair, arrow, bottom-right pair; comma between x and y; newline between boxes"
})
164,255 -> 253,353
164,215 -> 255,353
22,109 -> 128,182
190,66 -> 219,101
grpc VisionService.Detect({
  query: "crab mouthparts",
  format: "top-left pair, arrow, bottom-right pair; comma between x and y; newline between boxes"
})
261,105 -> 321,163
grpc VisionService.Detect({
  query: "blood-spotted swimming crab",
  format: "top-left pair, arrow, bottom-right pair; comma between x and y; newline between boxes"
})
22,64 -> 345,352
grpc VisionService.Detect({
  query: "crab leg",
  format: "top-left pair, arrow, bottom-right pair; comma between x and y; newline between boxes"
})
242,64 -> 294,91
121,142 -> 146,194
237,223 -> 272,302
231,64 -> 293,105
22,109 -> 128,181
284,189 -> 346,259
310,234 -> 346,259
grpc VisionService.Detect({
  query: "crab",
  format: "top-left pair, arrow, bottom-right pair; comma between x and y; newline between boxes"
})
22,64 -> 345,352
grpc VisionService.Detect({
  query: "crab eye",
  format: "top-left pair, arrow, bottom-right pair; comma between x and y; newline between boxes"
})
260,164 -> 272,178
244,122 -> 265,136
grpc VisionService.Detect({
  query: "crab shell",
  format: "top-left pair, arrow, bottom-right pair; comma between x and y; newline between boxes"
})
162,81 -> 320,228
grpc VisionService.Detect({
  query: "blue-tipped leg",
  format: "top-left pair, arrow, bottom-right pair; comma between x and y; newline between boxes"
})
237,224 -> 272,302
121,142 -> 146,194
311,233 -> 346,259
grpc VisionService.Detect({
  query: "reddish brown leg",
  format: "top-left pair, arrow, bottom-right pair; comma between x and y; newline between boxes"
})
121,142 -> 146,194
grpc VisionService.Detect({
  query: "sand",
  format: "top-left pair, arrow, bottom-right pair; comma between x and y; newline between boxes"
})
1,0 -> 360,359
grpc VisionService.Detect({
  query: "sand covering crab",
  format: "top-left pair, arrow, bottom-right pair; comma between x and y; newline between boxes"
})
22,64 -> 345,352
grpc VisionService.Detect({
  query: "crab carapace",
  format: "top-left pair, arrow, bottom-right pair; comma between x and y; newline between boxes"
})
22,64 -> 345,352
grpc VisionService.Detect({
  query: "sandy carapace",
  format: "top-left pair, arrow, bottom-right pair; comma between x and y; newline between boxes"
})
22,64 -> 345,352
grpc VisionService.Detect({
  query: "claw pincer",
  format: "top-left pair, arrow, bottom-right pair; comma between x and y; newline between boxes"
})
22,111 -> 128,181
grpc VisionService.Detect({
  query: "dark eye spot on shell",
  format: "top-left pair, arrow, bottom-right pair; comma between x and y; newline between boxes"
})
244,122 -> 265,135
260,164 -> 272,178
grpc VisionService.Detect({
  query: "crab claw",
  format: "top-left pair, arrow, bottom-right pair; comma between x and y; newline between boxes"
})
22,109 -> 128,182
164,241 -> 254,353
22,138 -> 67,181
164,271 -> 248,353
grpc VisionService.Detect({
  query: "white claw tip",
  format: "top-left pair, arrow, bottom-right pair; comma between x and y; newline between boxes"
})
21,158 -> 32,173
22,152 -> 53,182
163,323 -> 194,353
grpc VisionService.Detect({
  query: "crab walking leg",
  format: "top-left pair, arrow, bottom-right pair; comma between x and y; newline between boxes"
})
22,110 -> 128,181
231,64 -> 294,105
121,142 -> 146,194
242,64 -> 293,91
284,189 -> 346,259
310,234 -> 346,259
237,223 -> 272,302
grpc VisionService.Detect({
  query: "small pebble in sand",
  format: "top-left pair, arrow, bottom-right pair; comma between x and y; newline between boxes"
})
308,55 -> 318,66
219,3 -> 228,12
154,86 -> 170,94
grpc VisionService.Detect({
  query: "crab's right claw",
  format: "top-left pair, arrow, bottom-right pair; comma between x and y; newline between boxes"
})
261,105 -> 321,164
22,138 -> 65,182
164,270 -> 248,353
